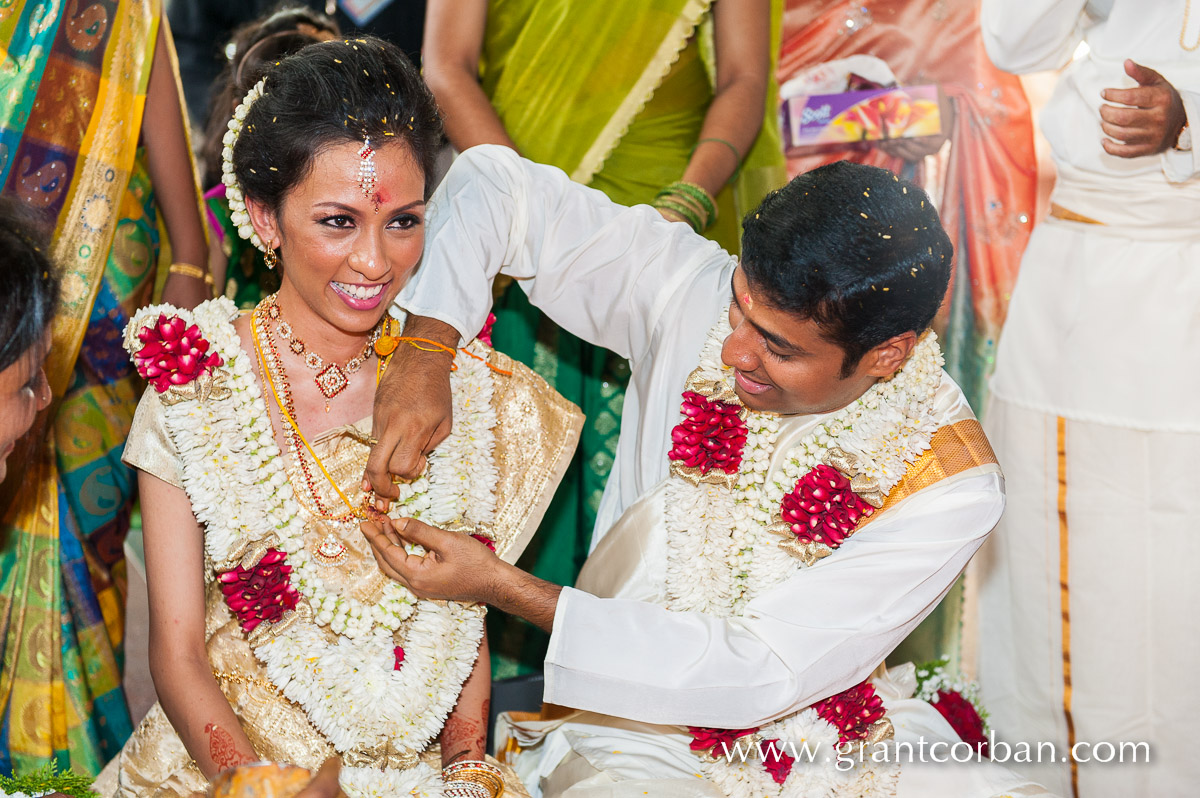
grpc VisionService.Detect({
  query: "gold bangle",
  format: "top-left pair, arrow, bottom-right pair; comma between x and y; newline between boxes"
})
169,262 -> 214,286
442,760 -> 504,796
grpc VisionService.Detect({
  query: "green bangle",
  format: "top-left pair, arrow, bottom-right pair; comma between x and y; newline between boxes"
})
652,197 -> 704,233
665,181 -> 717,221
653,187 -> 709,224
693,137 -> 743,182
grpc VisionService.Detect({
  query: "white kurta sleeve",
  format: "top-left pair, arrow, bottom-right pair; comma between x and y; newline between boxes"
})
980,0 -> 1088,74
1162,91 -> 1200,182
395,144 -> 732,363
543,472 -> 1005,729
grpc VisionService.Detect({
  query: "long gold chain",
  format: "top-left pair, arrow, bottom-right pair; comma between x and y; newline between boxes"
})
252,309 -> 366,520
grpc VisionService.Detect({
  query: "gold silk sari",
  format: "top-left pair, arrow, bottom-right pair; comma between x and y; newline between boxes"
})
95,344 -> 580,797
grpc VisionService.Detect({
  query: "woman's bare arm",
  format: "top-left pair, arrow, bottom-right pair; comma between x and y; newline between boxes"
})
422,0 -> 518,152
141,470 -> 258,778
438,635 -> 491,767
142,20 -> 212,309
679,0 -> 771,196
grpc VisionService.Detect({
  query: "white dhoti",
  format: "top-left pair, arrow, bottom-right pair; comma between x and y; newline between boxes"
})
500,681 -> 1056,798
977,186 -> 1200,797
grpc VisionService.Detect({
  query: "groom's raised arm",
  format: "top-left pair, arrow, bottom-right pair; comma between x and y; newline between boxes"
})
396,143 -> 729,360
368,144 -> 731,494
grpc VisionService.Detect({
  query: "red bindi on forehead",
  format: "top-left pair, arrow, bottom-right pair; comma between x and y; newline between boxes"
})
373,188 -> 390,207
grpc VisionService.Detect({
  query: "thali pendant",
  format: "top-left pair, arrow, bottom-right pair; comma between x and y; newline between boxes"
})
313,532 -> 349,567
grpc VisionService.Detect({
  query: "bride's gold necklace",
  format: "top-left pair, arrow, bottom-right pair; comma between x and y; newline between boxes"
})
251,297 -> 394,524
263,294 -> 380,412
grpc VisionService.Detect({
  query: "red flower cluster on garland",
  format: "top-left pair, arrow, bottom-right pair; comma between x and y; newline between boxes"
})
217,549 -> 300,633
476,312 -> 497,347
780,464 -> 873,550
470,533 -> 497,552
761,738 -> 795,785
668,392 -> 747,475
134,314 -> 223,393
932,690 -> 989,756
687,726 -> 758,758
813,682 -> 887,746
394,646 -> 406,671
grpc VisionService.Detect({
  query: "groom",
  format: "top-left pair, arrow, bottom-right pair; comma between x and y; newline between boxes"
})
360,146 -> 1027,792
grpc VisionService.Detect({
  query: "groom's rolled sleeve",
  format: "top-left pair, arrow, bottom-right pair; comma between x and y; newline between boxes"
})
543,472 -> 1004,729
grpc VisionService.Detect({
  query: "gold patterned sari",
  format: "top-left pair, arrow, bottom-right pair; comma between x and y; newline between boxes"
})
94,323 -> 581,796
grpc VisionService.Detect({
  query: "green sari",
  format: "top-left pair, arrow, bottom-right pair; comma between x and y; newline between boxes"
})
480,0 -> 787,676
0,0 -> 170,776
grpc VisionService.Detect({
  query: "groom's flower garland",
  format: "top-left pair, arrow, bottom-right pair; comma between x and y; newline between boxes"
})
663,309 -> 942,616
125,298 -> 497,797
663,308 -> 943,796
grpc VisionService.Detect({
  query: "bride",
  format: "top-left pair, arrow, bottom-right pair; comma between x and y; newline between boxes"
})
95,37 -> 580,798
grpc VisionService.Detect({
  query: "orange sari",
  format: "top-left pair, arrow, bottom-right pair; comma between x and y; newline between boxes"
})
780,0 -> 1037,413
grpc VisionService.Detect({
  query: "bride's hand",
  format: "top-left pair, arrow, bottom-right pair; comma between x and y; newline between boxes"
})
362,516 -> 500,603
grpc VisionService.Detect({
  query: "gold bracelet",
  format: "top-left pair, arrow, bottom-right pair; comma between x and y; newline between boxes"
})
169,262 -> 214,286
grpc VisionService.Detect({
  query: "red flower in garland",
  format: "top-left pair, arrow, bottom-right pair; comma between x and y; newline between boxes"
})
668,392 -> 748,475
687,726 -> 758,757
217,549 -> 300,633
470,533 -> 497,552
394,646 -> 406,671
932,690 -> 989,756
476,312 -> 497,347
134,314 -> 223,393
761,738 -> 795,785
779,464 -> 873,550
813,682 -> 887,746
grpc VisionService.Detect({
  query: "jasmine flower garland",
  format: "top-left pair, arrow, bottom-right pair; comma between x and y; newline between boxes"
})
662,306 -> 943,796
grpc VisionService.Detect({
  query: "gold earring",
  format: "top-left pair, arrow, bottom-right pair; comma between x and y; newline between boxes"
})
264,245 -> 279,270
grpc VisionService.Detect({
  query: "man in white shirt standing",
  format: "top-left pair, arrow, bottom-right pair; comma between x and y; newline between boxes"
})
976,3 -> 1200,796
361,146 -> 1050,796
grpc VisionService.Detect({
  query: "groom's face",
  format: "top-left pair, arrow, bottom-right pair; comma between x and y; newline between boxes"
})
722,267 -> 909,416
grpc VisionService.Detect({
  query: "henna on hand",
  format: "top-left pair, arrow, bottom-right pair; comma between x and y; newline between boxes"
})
205,722 -> 256,771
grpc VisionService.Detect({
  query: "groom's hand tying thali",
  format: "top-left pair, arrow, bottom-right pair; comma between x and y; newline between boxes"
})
361,516 -> 563,632
363,316 -> 460,509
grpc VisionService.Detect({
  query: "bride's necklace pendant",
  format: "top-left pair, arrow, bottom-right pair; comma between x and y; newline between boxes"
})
268,296 -> 377,411
313,532 -> 349,567
315,362 -> 350,404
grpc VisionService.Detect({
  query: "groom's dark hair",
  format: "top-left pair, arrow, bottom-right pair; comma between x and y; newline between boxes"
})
740,161 -> 952,377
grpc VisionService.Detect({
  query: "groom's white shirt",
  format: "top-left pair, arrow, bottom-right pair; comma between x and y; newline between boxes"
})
396,145 -> 1003,729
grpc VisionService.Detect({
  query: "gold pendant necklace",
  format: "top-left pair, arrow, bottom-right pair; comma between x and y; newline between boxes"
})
264,295 -> 380,411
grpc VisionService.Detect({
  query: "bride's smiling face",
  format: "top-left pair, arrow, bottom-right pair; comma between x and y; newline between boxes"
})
246,140 -> 425,335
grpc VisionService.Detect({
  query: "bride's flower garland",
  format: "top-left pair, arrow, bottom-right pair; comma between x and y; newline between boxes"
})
125,298 -> 498,797
663,307 -> 944,796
